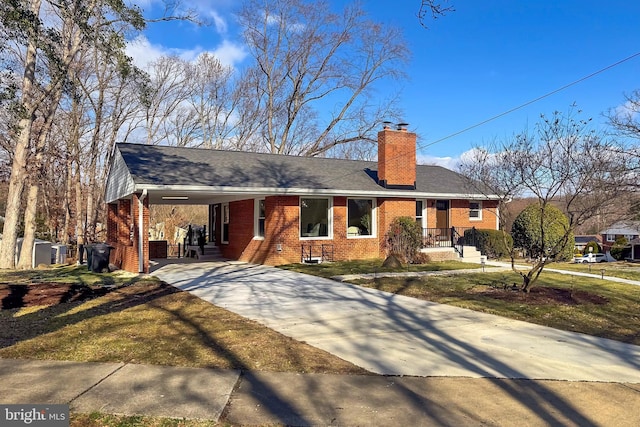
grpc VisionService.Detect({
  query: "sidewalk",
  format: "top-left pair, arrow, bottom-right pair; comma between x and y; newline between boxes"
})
1,358 -> 639,426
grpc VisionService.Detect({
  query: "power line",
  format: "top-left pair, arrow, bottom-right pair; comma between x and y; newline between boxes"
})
419,51 -> 640,150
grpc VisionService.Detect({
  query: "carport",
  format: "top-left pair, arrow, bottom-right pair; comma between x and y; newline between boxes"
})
104,144 -> 265,273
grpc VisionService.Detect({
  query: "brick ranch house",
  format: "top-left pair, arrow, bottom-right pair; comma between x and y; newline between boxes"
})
104,125 -> 500,273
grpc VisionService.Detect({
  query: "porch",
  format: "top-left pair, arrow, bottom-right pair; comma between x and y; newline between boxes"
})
422,227 -> 481,258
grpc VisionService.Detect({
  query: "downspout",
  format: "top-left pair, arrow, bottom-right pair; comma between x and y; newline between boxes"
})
138,189 -> 148,273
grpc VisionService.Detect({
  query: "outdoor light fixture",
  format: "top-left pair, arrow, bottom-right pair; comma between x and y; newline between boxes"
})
162,196 -> 189,200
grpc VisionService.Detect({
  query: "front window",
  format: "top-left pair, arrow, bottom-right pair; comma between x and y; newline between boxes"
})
348,198 -> 374,237
606,234 -> 615,242
300,198 -> 331,238
255,199 -> 265,238
469,201 -> 482,220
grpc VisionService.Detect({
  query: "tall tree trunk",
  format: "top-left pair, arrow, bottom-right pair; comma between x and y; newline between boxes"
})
61,153 -> 73,245
0,0 -> 41,268
17,50 -> 65,268
75,162 -> 85,246
17,184 -> 39,269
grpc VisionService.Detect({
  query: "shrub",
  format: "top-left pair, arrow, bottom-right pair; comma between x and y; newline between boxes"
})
511,203 -> 574,261
583,241 -> 601,254
384,216 -> 423,264
610,236 -> 631,261
465,228 -> 512,259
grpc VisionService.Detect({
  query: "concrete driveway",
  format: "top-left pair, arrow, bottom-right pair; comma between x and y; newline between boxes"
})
153,261 -> 640,383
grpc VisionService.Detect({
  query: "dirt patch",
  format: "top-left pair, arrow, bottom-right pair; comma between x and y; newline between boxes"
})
0,283 -> 112,309
480,285 -> 609,305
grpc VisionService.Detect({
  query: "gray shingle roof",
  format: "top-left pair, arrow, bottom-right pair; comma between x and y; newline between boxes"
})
114,143 -> 493,197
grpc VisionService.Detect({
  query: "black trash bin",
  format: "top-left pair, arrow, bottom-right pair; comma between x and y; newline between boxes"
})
84,244 -> 94,271
91,243 -> 113,273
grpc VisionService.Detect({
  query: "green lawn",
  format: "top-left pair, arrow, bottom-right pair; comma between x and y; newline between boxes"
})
0,266 -> 368,375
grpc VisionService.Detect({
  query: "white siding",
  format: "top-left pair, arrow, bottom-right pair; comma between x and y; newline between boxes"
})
105,149 -> 136,203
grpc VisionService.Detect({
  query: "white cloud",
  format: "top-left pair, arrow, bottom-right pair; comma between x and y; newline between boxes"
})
615,100 -> 639,121
125,35 -> 247,70
417,154 -> 461,170
210,10 -> 228,34
211,39 -> 248,67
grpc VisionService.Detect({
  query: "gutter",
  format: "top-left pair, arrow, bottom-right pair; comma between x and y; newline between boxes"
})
134,184 -> 503,200
138,189 -> 147,273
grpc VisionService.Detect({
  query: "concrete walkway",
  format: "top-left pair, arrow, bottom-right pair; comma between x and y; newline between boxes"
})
153,261 -> 640,383
1,358 -> 640,426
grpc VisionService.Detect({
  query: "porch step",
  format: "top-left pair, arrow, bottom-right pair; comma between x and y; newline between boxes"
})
419,247 -> 459,262
459,246 -> 483,264
185,244 -> 226,261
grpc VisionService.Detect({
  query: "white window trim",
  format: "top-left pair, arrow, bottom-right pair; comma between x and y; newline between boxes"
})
416,199 -> 427,230
221,202 -> 229,244
347,197 -> 377,239
254,198 -> 265,240
469,200 -> 483,221
606,234 -> 615,242
299,197 -> 333,240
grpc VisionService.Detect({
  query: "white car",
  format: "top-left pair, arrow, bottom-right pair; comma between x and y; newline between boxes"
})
574,253 -> 608,263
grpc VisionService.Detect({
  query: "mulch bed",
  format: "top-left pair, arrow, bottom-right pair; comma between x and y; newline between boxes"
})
0,283 -> 111,309
480,285 -> 609,305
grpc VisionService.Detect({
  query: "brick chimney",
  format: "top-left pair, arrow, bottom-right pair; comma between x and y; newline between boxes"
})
377,123 -> 416,189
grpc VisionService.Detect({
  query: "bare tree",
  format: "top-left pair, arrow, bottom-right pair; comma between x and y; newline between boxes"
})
0,0 -> 147,268
419,0 -> 455,28
607,89 -> 640,141
184,53 -> 238,149
237,0 -> 409,156
136,56 -> 193,146
460,109 -> 631,292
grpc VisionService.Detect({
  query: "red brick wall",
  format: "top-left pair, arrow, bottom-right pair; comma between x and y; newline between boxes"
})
222,199 -> 255,260
377,128 -> 416,188
107,194 -> 149,273
228,196 -> 418,265
425,199 -> 498,230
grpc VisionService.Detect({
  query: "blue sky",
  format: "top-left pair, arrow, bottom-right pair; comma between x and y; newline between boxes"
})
128,0 -> 640,167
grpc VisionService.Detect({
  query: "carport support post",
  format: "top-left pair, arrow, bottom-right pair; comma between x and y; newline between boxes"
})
135,190 -> 149,273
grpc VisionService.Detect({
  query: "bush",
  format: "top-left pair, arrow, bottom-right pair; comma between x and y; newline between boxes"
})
384,216 -> 423,264
610,236 -> 631,261
511,203 -> 574,261
583,241 -> 601,254
465,228 -> 512,259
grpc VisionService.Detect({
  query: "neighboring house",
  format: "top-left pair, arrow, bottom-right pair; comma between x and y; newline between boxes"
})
629,238 -> 640,261
599,221 -> 640,252
104,125 -> 501,273
574,235 -> 602,253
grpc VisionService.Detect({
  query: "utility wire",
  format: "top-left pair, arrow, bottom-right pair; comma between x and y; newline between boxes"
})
418,51 -> 640,151
320,50 -> 640,187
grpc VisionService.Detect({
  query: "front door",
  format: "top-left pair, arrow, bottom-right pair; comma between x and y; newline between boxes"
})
435,200 -> 449,230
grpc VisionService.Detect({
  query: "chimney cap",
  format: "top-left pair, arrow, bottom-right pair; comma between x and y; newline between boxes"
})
396,122 -> 409,130
382,121 -> 393,129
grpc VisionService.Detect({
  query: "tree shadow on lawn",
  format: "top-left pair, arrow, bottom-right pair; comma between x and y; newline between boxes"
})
0,280 -> 179,348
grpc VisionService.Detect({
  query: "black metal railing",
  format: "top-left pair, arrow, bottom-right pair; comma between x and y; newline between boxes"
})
422,227 -> 480,257
301,243 -> 334,263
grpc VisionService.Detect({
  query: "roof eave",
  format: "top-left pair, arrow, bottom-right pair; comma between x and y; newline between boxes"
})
133,183 -> 502,200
